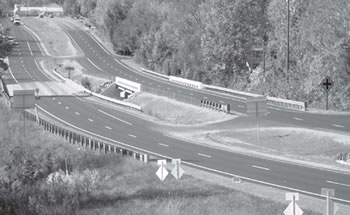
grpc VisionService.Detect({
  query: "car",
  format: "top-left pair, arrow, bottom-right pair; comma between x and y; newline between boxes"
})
14,18 -> 21,25
7,36 -> 14,45
49,14 -> 54,18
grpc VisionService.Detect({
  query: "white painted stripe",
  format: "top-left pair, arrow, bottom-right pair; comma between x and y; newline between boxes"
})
332,124 -> 344,128
177,90 -> 181,92
87,58 -> 104,72
238,105 -> 245,108
149,83 -> 152,85
167,88 -> 170,90
293,117 -> 303,121
65,106 -> 69,110
189,93 -> 193,95
158,143 -> 168,147
88,118 -> 93,122
252,165 -> 270,171
203,96 -> 208,99
98,109 -> 132,125
326,180 -> 350,188
58,102 -> 61,104
158,85 -> 161,88
34,105 -> 350,204
75,112 -> 80,115
8,68 -> 19,84
27,41 -> 33,56
52,98 -> 56,100
128,134 -> 136,138
105,126 -> 112,130
198,153 -> 212,158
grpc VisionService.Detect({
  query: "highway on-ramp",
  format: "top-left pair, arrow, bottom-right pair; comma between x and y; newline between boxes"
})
3,17 -> 350,203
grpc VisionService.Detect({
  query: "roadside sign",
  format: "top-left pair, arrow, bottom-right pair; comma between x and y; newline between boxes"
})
156,159 -> 168,182
284,201 -> 303,215
286,192 -> 299,201
321,188 -> 338,215
320,76 -> 334,110
171,159 -> 184,180
321,76 -> 334,91
13,89 -> 35,109
284,192 -> 303,215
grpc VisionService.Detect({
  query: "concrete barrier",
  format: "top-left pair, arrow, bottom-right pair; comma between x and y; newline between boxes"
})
169,76 -> 203,89
200,99 -> 230,113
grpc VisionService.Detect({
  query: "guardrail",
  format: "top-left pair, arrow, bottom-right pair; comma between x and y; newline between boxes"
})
22,109 -> 149,163
138,68 -> 308,111
169,76 -> 203,89
84,89 -> 142,111
140,68 -> 169,80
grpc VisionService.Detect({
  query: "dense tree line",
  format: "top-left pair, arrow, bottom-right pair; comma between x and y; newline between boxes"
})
83,0 -> 350,109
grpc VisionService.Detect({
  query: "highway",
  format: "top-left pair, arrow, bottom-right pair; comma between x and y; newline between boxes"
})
3,17 -> 350,203
53,18 -> 350,134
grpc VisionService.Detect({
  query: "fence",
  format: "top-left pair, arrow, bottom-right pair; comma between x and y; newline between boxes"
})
142,85 -> 231,113
22,109 -> 149,163
336,152 -> 350,166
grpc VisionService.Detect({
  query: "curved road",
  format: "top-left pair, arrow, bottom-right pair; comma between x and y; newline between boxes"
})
3,17 -> 350,203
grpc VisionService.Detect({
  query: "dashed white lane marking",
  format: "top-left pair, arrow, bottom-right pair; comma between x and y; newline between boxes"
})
128,134 -> 136,138
98,109 -> 132,125
75,112 -> 80,115
252,165 -> 270,171
198,153 -> 212,158
105,126 -> 112,130
177,90 -> 181,92
167,88 -> 170,90
326,180 -> 350,188
293,117 -> 303,121
88,118 -> 93,122
238,105 -> 245,108
189,93 -> 193,95
149,83 -> 152,85
65,106 -> 69,110
142,80 -> 145,83
158,85 -> 161,88
332,124 -> 344,128
58,102 -> 61,104
158,143 -> 168,147
52,98 -> 56,100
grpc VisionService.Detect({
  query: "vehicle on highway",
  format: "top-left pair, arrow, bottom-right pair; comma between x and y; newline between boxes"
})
14,18 -> 21,25
7,36 -> 14,45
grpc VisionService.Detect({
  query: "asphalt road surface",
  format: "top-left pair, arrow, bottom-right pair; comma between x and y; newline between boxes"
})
3,17 -> 350,203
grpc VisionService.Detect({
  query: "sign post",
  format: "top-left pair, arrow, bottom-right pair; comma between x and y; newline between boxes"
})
320,76 -> 334,111
156,159 -> 168,182
284,192 -> 303,215
321,188 -> 339,215
171,158 -> 184,180
65,66 -> 75,79
13,90 -> 35,139
246,96 -> 267,145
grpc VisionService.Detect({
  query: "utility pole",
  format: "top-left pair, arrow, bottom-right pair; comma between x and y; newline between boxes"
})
286,0 -> 290,83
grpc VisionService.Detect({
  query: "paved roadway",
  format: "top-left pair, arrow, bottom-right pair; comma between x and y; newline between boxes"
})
3,18 -> 350,203
53,18 -> 350,134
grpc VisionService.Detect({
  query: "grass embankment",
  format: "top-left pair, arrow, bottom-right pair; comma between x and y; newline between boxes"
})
168,127 -> 350,171
21,17 -> 78,57
130,92 -> 236,125
0,98 -> 324,215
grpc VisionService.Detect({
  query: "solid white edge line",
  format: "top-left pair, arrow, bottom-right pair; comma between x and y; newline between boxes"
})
27,41 -> 33,56
21,25 -> 46,56
98,109 -> 132,125
332,124 -> 344,128
198,153 -> 212,158
87,58 -> 104,72
128,134 -> 136,138
252,165 -> 270,171
36,104 -> 350,204
159,143 -> 169,147
8,67 -> 19,84
105,126 -> 112,130
326,180 -> 350,188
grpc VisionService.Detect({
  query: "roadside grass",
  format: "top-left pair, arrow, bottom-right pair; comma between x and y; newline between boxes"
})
169,127 -> 350,171
21,17 -> 78,57
0,98 -> 322,215
130,92 -> 236,125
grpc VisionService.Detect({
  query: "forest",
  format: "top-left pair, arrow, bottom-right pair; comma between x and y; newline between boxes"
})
2,0 -> 350,109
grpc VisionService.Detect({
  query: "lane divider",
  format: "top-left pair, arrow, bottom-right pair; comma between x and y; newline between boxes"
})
198,153 -> 212,158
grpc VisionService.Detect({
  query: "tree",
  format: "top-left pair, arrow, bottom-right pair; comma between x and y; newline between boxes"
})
81,76 -> 92,91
